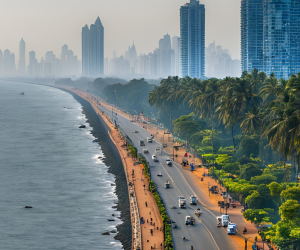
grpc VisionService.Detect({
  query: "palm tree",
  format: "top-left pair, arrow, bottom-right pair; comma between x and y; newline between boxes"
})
240,106 -> 262,135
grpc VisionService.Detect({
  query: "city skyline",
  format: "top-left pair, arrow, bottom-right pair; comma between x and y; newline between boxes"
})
0,0 -> 241,63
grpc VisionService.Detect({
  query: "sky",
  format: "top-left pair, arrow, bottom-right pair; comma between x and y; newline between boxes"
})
0,0 -> 241,63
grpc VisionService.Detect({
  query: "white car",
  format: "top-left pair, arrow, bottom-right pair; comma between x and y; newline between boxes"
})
166,158 -> 172,166
152,155 -> 159,162
143,148 -> 149,154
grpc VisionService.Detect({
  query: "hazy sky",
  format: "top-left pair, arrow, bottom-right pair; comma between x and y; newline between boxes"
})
0,0 -> 241,63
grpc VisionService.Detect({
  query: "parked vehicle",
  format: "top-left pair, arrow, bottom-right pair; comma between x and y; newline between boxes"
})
185,216 -> 195,225
139,139 -> 145,146
190,195 -> 197,205
227,223 -> 236,234
179,196 -> 186,209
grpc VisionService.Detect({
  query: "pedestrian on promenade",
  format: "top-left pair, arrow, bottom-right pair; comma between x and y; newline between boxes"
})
145,201 -> 148,207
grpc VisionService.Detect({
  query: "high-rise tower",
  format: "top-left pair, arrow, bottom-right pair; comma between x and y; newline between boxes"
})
263,0 -> 300,79
180,0 -> 205,79
82,17 -> 104,78
241,0 -> 300,79
18,38 -> 26,75
241,0 -> 264,74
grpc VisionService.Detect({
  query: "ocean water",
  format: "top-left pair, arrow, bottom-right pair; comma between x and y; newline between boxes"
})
0,80 -> 123,250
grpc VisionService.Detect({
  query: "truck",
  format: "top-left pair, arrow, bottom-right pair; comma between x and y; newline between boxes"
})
190,194 -> 197,205
139,139 -> 145,146
156,147 -> 162,155
227,223 -> 236,235
185,216 -> 195,225
221,214 -> 230,227
178,196 -> 186,209
165,179 -> 170,189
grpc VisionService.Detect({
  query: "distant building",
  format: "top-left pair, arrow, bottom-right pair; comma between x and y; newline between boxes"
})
10,53 -> 16,74
3,49 -> 11,75
82,16 -> 104,78
125,42 -> 137,71
172,36 -> 181,77
206,42 -> 241,78
180,0 -> 205,79
28,50 -> 37,76
159,34 -> 174,78
18,38 -> 26,75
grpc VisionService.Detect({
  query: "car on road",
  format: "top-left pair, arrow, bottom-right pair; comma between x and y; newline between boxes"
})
166,158 -> 172,166
157,173 -> 162,177
143,148 -> 149,154
147,137 -> 153,143
152,155 -> 159,162
139,140 -> 145,146
185,216 -> 195,225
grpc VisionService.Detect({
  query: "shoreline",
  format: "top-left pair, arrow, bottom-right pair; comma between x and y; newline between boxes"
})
65,89 -> 132,250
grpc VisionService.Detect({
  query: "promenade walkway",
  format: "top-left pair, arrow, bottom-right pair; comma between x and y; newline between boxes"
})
72,90 -> 164,250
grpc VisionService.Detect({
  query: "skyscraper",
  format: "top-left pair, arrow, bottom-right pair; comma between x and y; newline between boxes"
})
82,17 -> 104,78
241,0 -> 300,79
3,49 -> 11,75
241,0 -> 264,74
82,24 -> 89,76
263,0 -> 300,79
18,38 -> 26,75
180,0 -> 205,79
172,36 -> 181,77
159,34 -> 174,78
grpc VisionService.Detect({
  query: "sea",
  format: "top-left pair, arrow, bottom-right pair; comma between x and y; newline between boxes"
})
0,80 -> 126,250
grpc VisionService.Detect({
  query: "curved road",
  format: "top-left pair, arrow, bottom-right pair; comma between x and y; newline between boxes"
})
97,101 -> 235,250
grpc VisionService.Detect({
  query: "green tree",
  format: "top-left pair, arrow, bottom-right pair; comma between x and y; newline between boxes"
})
250,174 -> 277,185
281,187 -> 300,201
268,182 -> 283,197
240,163 -> 262,181
222,162 -> 241,176
243,208 -> 272,226
279,200 -> 300,221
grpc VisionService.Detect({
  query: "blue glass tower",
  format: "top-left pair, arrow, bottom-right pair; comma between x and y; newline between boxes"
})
241,0 -> 264,74
263,0 -> 300,79
180,0 -> 205,79
241,0 -> 300,79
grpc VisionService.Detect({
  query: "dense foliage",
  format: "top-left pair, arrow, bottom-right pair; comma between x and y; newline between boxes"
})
148,70 -> 300,249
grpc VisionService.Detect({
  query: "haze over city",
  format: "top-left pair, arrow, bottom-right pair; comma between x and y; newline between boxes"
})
0,0 -> 241,62
2,0 -> 300,250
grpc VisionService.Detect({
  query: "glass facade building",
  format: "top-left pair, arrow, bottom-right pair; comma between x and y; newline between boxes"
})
241,0 -> 264,73
241,0 -> 300,79
263,0 -> 300,79
180,0 -> 205,79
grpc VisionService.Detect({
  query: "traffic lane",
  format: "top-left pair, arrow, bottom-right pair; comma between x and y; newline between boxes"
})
116,122 -> 224,250
171,162 -> 236,250
99,108 -> 226,249
149,159 -> 219,250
